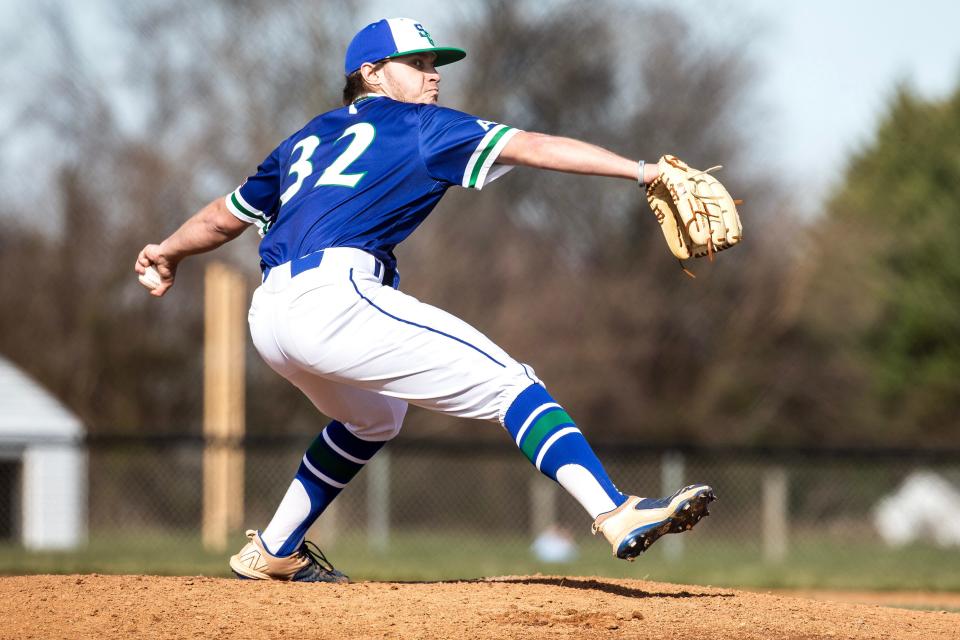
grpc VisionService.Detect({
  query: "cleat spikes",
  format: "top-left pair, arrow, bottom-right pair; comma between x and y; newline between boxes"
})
596,485 -> 716,560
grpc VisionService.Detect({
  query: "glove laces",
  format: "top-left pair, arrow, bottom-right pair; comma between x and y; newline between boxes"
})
688,165 -> 724,201
677,165 -> 743,276
653,158 -> 744,279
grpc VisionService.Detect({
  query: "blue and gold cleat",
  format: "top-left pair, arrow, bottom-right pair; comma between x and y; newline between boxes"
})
591,484 -> 716,561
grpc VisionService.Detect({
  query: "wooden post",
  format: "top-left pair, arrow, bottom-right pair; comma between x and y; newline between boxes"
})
202,262 -> 246,551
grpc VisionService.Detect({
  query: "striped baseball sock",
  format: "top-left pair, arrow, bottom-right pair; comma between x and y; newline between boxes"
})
504,383 -> 627,519
260,421 -> 386,556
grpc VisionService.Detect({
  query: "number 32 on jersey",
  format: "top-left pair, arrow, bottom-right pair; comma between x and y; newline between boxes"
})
279,123 -> 375,205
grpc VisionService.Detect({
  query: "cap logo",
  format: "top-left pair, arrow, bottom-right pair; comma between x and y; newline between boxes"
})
414,23 -> 436,46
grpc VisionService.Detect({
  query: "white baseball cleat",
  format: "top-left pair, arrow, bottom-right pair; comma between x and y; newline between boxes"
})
229,529 -> 349,582
592,484 -> 716,560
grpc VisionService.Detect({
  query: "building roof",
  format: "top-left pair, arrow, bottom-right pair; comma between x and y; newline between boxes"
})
0,356 -> 83,440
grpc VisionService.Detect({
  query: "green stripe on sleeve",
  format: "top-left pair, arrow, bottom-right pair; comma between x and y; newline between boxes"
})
230,192 -> 269,225
520,409 -> 574,460
468,126 -> 513,188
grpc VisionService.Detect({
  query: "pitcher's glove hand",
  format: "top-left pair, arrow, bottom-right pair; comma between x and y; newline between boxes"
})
645,155 -> 743,274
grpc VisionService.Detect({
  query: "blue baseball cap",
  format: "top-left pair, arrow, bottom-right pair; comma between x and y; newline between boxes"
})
344,18 -> 466,76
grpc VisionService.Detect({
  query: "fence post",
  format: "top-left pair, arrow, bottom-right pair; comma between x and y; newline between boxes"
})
529,475 -> 558,538
315,498 -> 339,547
367,449 -> 390,552
762,466 -> 788,563
661,450 -> 685,560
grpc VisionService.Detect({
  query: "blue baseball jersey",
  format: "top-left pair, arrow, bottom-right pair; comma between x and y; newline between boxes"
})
224,96 -> 520,271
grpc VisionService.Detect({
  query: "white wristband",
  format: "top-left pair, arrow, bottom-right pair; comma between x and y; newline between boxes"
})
637,160 -> 646,187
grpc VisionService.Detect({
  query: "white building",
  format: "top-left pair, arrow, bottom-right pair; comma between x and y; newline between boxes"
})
0,356 -> 86,549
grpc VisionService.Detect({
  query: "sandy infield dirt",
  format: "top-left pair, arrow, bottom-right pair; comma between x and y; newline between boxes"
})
4,574 -> 958,639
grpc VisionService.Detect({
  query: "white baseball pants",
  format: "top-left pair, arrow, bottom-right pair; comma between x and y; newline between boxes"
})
248,248 -> 540,439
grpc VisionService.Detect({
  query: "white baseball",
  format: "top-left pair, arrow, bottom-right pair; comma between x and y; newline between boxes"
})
139,265 -> 162,290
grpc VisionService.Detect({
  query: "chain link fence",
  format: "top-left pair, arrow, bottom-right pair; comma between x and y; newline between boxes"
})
3,435 -> 960,586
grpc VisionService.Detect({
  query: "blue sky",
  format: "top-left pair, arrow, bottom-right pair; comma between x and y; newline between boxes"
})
701,0 -> 960,209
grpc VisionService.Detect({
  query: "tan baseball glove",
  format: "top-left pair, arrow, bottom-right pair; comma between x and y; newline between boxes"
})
645,155 -> 743,274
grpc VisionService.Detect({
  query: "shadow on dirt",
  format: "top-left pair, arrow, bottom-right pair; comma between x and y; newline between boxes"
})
488,577 -> 736,599
387,576 -> 736,600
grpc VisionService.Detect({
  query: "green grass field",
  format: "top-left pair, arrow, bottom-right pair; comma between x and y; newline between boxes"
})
2,531 -> 959,592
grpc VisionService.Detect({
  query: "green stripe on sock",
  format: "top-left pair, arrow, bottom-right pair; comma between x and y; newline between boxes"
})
468,126 -> 512,188
306,437 -> 363,483
520,409 -> 574,461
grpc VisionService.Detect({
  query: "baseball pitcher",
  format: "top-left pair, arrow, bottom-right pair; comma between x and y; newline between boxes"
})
136,18 -> 739,582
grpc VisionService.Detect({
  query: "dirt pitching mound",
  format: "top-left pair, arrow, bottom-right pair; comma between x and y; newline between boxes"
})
4,574 -> 958,639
